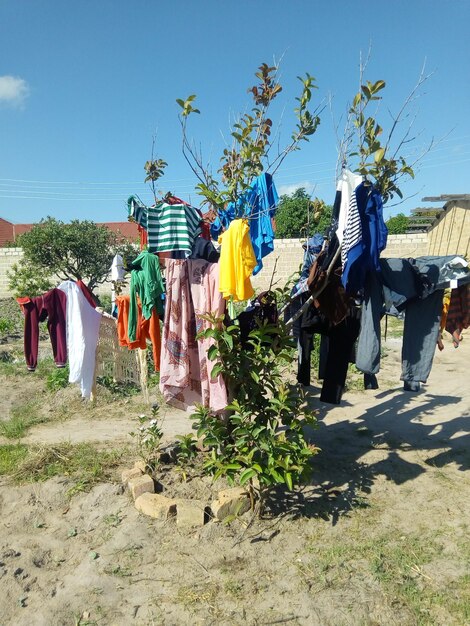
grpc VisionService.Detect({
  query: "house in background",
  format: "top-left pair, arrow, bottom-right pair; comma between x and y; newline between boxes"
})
0,217 -> 33,247
422,194 -> 470,258
0,217 -> 140,247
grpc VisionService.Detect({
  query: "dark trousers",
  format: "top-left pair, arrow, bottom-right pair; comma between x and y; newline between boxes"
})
21,288 -> 67,371
320,314 -> 361,405
297,311 -> 363,404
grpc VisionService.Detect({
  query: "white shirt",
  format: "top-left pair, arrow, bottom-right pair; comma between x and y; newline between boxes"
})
58,281 -> 102,399
336,169 -> 362,245
110,254 -> 125,281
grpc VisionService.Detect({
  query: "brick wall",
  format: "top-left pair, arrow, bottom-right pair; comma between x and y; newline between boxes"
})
0,248 -> 124,299
383,233 -> 429,259
0,247 -> 23,298
427,201 -> 470,258
251,233 -> 429,291
0,227 -> 462,299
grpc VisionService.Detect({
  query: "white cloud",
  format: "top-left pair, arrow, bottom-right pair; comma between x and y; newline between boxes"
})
278,180 -> 315,197
0,75 -> 30,107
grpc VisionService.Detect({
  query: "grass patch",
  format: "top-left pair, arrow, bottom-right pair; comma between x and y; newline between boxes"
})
0,399 -> 50,439
45,365 -> 69,391
0,355 -> 66,380
383,314 -> 404,339
5,442 -> 129,493
345,364 -> 366,393
0,358 -> 30,377
0,443 -> 29,474
301,530 -> 469,625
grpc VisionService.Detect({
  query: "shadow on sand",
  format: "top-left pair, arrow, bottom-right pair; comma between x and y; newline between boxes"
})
264,386 -> 469,525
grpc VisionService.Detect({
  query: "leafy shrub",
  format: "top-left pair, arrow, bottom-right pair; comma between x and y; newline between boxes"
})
0,318 -> 15,335
97,375 -> 140,397
7,258 -> 54,298
97,294 -> 113,314
129,404 -> 163,470
46,366 -> 70,391
192,315 -> 318,513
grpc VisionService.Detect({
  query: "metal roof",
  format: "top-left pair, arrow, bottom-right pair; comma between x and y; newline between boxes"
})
421,194 -> 470,202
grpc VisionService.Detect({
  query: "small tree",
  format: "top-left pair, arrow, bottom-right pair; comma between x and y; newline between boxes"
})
337,60 -> 434,204
275,188 -> 332,238
192,312 -> 318,513
8,217 -> 136,296
177,63 -> 323,212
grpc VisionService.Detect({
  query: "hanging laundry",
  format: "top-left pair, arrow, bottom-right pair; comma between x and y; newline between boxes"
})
291,234 -> 324,299
147,202 -> 202,255
76,280 -> 97,309
189,236 -> 220,262
128,195 -> 148,229
116,295 -> 161,370
17,288 -> 67,372
437,290 -> 451,351
188,259 -> 227,410
341,181 -> 388,294
243,173 -> 278,275
335,169 -> 362,245
355,256 -> 465,391
218,219 -> 257,301
210,173 -> 279,274
319,307 -> 361,404
307,248 -> 351,325
445,283 -> 470,347
159,259 -> 227,412
237,291 -> 279,347
127,195 -> 148,248
57,280 -> 102,399
128,250 -> 164,342
110,254 -> 125,282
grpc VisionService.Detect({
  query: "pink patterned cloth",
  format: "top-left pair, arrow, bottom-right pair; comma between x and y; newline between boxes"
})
159,259 -> 227,412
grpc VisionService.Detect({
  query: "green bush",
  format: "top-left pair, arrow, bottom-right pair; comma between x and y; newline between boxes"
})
46,366 -> 70,392
192,314 -> 318,513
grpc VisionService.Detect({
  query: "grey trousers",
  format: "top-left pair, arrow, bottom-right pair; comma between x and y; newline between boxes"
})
356,258 -> 444,383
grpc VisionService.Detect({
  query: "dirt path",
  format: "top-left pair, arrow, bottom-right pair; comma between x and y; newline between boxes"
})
1,332 -> 469,625
20,404 -> 192,447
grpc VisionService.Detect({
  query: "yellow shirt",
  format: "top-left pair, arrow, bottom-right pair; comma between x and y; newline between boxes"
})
218,219 -> 257,301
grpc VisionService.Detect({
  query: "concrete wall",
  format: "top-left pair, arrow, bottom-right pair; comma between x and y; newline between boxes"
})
251,233 -> 429,291
427,201 -> 470,258
0,227 -> 462,298
0,247 -> 122,299
0,247 -> 23,298
383,233 -> 428,259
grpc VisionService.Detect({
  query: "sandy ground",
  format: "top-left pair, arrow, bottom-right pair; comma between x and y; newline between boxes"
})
1,332 -> 469,625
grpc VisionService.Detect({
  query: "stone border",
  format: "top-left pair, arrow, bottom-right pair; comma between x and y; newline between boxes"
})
121,462 -> 250,528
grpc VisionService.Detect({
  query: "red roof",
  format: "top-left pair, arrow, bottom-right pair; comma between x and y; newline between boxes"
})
97,221 -> 140,241
0,218 -> 33,246
0,218 -> 140,247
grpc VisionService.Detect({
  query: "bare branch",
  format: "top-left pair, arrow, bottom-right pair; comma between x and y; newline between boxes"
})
384,59 -> 434,153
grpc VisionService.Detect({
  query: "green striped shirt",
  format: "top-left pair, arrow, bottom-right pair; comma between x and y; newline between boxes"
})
147,202 -> 202,253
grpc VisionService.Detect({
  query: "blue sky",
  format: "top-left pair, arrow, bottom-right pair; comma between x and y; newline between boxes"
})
0,0 -> 469,224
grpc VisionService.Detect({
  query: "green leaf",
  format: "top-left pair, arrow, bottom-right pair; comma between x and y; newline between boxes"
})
207,345 -> 218,361
225,463 -> 242,470
211,363 -> 224,379
373,80 -> 386,92
374,148 -> 385,163
352,92 -> 361,108
239,468 -> 257,485
361,84 -> 371,99
285,472 -> 293,491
